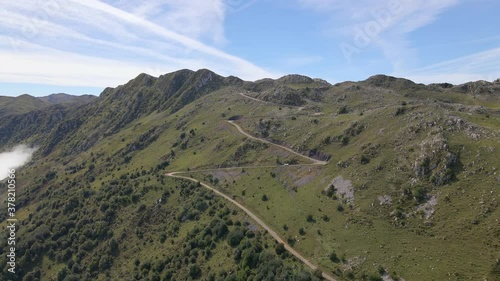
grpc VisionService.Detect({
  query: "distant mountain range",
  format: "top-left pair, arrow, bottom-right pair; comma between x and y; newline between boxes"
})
0,93 -> 96,118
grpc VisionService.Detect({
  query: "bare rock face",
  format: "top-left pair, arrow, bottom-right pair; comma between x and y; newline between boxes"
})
414,130 -> 457,186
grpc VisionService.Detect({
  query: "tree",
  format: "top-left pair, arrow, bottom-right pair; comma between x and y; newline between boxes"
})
329,251 -> 339,263
306,214 -> 314,223
188,264 -> 201,279
275,243 -> 286,256
313,269 -> 323,279
299,228 -> 306,235
227,229 -> 244,247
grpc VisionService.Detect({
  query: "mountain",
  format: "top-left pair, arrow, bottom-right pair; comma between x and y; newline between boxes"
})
0,93 -> 96,118
38,93 -> 96,105
0,70 -> 499,281
0,94 -> 48,118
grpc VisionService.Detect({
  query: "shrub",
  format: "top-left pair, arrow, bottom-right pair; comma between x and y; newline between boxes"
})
329,252 -> 340,263
360,155 -> 370,165
337,204 -> 344,212
188,264 -> 201,279
306,214 -> 314,223
299,228 -> 306,235
395,107 -> 406,116
227,229 -> 244,247
341,136 -> 350,146
338,105 -> 349,114
275,243 -> 286,256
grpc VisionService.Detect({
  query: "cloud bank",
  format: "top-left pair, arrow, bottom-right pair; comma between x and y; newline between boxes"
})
0,145 -> 37,181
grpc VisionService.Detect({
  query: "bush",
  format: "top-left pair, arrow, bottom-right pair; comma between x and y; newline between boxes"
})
329,252 -> 340,263
261,194 -> 269,201
341,136 -> 350,146
306,214 -> 314,223
395,107 -> 406,116
360,155 -> 370,164
227,229 -> 244,247
299,228 -> 306,235
188,264 -> 201,279
313,269 -> 323,278
337,204 -> 344,212
275,243 -> 286,256
491,259 -> 500,277
338,105 -> 349,114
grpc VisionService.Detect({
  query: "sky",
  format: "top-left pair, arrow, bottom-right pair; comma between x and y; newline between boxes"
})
0,0 -> 499,96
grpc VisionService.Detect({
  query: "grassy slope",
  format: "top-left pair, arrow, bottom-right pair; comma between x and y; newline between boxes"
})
1,75 -> 499,280
164,85 -> 500,280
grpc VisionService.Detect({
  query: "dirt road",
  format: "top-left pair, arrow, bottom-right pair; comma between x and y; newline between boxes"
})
227,120 -> 327,165
166,119 -> 335,280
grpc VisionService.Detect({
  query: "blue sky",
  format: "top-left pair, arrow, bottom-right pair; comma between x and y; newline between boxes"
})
1,0 -> 499,96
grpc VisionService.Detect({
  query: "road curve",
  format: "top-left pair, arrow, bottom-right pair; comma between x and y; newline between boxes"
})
228,120 -> 327,165
166,120 -> 334,280
238,92 -> 305,110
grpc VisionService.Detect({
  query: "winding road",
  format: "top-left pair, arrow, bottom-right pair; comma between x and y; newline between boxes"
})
166,94 -> 335,280
228,120 -> 327,165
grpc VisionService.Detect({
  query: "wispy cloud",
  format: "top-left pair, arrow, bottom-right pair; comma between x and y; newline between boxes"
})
0,145 -> 37,181
401,47 -> 500,84
298,0 -> 459,70
0,0 -> 275,88
296,0 -> 500,84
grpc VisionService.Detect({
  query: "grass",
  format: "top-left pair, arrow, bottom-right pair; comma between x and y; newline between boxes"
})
2,75 -> 499,280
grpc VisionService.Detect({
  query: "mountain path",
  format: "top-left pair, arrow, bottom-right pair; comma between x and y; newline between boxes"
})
166,97 -> 335,280
238,92 -> 305,110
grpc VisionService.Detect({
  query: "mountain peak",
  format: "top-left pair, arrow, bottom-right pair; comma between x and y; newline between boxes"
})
363,74 -> 422,89
277,74 -> 314,84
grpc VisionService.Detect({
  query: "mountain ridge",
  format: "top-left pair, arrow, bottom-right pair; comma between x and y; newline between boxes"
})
0,69 -> 499,281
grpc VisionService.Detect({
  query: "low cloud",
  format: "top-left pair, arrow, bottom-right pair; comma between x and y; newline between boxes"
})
0,145 -> 37,181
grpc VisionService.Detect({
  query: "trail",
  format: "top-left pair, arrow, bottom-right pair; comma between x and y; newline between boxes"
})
166,99 -> 335,280
228,120 -> 327,165
167,172 -> 336,281
238,92 -> 305,110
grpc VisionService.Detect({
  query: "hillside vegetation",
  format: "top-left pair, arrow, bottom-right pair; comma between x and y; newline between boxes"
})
1,69 -> 499,281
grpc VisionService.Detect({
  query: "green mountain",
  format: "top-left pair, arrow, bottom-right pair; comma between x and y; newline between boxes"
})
38,93 -> 96,106
1,70 -> 499,281
0,93 -> 96,118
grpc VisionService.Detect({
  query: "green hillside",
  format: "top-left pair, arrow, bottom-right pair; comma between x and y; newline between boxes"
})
0,94 -> 96,118
1,70 -> 499,281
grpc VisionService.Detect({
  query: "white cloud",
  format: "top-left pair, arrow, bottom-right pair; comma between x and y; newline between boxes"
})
400,47 -> 500,84
104,0 -> 227,44
0,0 -> 276,88
0,145 -> 37,181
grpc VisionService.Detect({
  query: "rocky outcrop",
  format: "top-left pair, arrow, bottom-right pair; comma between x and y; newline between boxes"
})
414,131 -> 457,186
